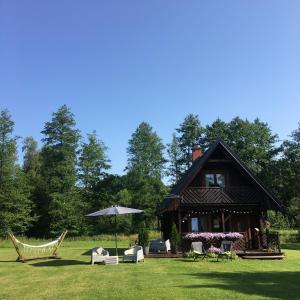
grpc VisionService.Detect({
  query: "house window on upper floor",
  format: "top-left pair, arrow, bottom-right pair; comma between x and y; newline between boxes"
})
205,173 -> 225,188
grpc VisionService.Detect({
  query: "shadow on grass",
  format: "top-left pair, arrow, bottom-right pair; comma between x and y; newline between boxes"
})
282,243 -> 300,250
31,259 -> 89,267
81,247 -> 127,256
180,271 -> 300,300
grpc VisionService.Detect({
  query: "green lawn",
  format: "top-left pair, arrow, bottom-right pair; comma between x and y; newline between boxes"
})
0,239 -> 299,300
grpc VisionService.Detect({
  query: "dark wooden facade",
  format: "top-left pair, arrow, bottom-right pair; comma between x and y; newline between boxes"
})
160,140 -> 282,250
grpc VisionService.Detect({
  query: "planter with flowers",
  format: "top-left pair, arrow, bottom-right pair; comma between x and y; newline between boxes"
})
183,232 -> 243,253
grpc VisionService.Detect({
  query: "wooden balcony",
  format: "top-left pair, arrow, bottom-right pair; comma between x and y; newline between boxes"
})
181,186 -> 263,206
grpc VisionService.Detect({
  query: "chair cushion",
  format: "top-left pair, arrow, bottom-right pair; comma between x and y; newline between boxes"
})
96,248 -> 104,255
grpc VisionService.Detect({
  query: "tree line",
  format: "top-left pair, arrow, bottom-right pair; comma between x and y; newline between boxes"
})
0,105 -> 299,237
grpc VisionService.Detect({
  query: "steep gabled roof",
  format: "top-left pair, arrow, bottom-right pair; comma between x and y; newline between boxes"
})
165,139 -> 282,210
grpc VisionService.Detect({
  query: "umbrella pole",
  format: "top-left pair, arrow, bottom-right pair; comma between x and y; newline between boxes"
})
115,215 -> 118,256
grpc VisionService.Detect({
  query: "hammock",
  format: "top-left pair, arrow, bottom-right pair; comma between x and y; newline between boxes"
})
8,230 -> 68,262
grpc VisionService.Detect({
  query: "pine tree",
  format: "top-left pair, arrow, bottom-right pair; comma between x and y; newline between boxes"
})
22,137 -> 41,180
39,105 -> 83,236
126,122 -> 167,229
0,110 -> 33,236
175,113 -> 205,171
126,122 -> 166,179
167,133 -> 182,184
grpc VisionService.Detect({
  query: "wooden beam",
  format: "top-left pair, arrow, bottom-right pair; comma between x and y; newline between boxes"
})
178,208 -> 182,237
221,212 -> 225,232
225,214 -> 231,223
247,215 -> 252,249
207,159 -> 232,163
208,215 -> 212,232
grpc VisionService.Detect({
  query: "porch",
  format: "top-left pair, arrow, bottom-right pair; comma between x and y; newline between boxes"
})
161,186 -> 272,251
145,250 -> 285,260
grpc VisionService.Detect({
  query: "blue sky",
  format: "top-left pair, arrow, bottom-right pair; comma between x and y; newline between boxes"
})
0,1 -> 299,175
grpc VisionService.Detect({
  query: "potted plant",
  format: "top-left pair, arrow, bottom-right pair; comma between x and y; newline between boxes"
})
138,226 -> 150,255
170,223 -> 180,254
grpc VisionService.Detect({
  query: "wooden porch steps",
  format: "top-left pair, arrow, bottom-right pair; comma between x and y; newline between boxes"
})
237,251 -> 285,260
240,255 -> 285,260
145,251 -> 285,260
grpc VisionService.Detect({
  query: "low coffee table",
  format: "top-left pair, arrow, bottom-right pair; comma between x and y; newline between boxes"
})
104,256 -> 119,265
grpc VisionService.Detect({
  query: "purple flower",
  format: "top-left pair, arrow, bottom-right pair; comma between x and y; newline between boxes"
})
225,232 -> 243,240
207,246 -> 221,254
183,232 -> 243,241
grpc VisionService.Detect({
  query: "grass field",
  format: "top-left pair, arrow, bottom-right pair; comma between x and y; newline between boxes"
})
0,238 -> 300,300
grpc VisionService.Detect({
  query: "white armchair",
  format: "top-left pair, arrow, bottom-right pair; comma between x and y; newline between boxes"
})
91,247 -> 109,265
123,245 -> 144,263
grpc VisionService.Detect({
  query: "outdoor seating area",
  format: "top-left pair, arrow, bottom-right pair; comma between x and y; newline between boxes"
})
0,236 -> 298,299
149,239 -> 171,253
90,245 -> 144,265
190,240 -> 235,261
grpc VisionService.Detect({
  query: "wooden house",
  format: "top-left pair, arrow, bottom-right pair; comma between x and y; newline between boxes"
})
159,140 -> 282,251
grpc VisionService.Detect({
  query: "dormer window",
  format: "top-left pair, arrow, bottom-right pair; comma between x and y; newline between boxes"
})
205,173 -> 225,188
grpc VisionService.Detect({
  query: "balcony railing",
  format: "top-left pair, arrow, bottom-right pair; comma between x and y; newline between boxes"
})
182,186 -> 262,205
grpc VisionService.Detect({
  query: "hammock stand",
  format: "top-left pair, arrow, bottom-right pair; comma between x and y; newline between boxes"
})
8,230 -> 68,263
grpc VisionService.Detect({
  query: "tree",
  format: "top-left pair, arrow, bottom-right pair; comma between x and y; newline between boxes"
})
167,133 -> 183,184
39,105 -> 83,236
78,131 -> 111,235
203,118 -> 230,148
78,131 -> 110,189
287,197 -> 300,228
0,110 -> 33,236
22,137 -> 41,179
176,114 -> 205,171
227,117 -> 278,174
125,170 -> 168,230
88,174 -> 131,234
271,123 -> 300,211
22,137 -> 41,236
126,122 -> 166,179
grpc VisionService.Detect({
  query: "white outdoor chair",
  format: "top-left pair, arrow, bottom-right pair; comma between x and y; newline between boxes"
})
91,247 -> 109,265
149,239 -> 171,253
123,245 -> 144,263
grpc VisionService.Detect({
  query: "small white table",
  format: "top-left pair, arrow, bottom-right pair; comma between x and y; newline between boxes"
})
104,256 -> 119,265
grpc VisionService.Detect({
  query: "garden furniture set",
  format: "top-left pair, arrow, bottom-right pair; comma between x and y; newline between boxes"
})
191,240 -> 234,261
91,245 -> 144,265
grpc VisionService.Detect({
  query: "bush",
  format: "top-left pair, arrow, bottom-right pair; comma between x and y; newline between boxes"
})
267,211 -> 293,229
170,223 -> 180,247
277,229 -> 299,243
138,227 -> 149,247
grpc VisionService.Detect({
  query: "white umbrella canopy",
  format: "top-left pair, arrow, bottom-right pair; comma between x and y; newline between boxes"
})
86,206 -> 143,217
86,205 -> 144,256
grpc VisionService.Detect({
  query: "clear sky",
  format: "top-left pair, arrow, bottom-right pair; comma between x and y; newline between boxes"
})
0,1 -> 299,175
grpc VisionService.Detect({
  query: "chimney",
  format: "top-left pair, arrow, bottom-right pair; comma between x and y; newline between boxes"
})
192,145 -> 203,162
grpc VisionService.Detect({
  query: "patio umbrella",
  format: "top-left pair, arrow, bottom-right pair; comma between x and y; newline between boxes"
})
86,205 -> 143,256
